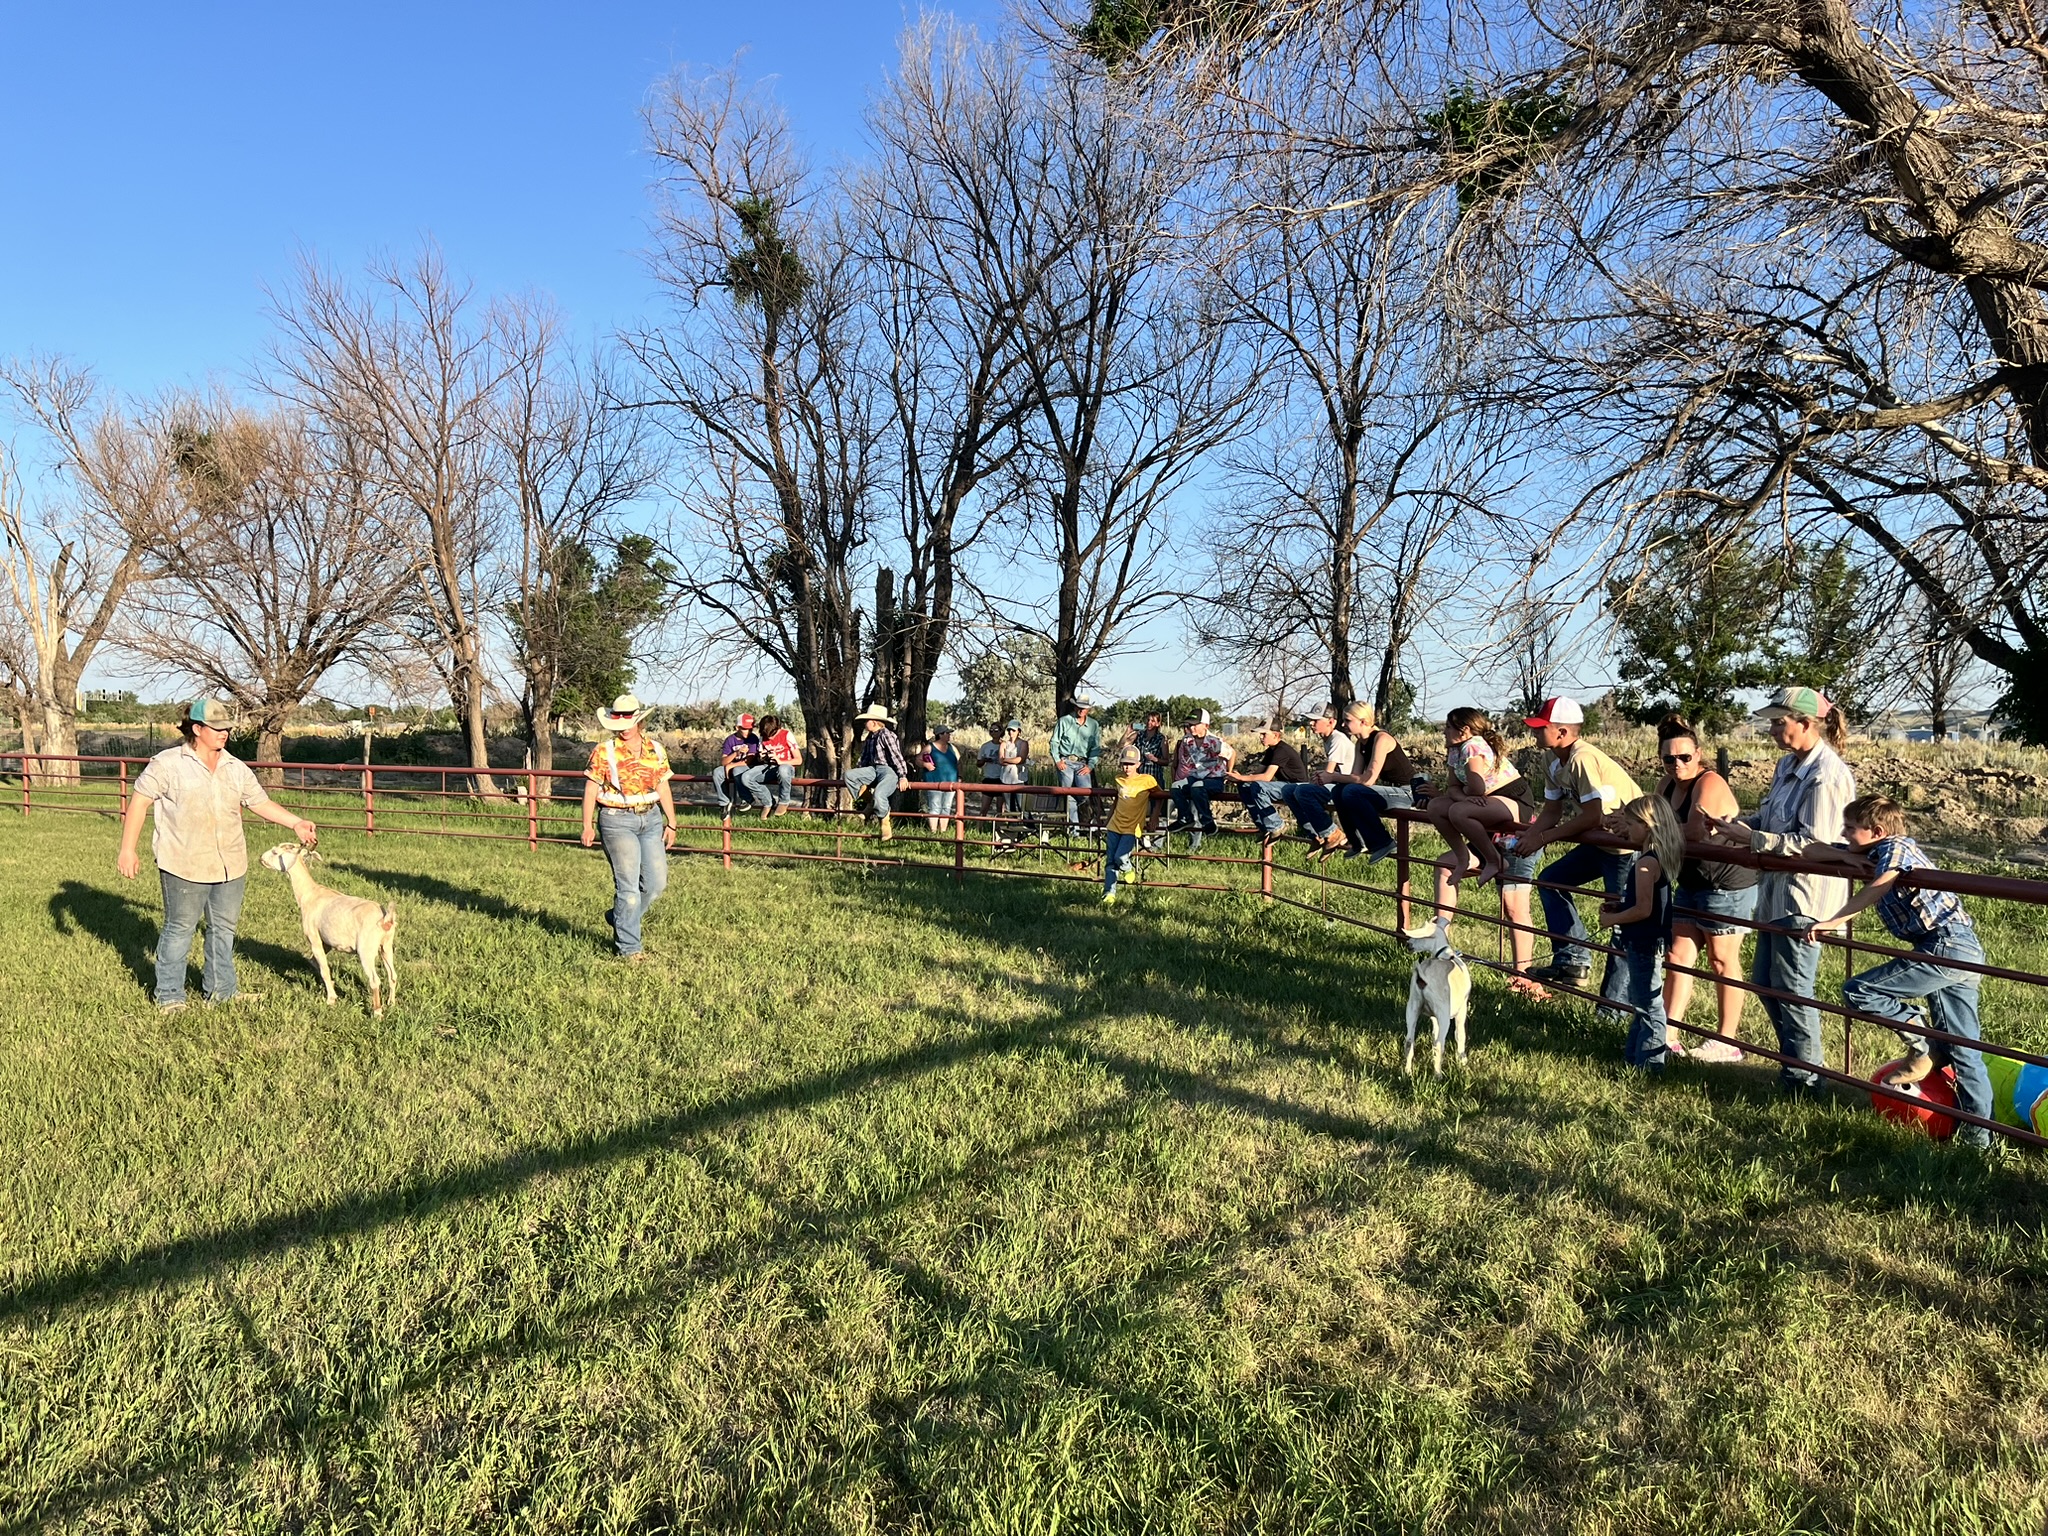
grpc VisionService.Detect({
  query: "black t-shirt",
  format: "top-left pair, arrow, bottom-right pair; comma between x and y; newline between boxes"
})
1253,742 -> 1313,783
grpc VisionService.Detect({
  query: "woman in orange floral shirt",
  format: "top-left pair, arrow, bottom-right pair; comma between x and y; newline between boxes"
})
580,693 -> 677,961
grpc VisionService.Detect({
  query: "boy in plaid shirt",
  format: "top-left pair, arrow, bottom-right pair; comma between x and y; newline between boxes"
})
1802,795 -> 1993,1148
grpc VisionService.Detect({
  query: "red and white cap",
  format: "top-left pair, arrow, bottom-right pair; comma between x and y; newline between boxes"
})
1523,696 -> 1585,729
737,712 -> 756,730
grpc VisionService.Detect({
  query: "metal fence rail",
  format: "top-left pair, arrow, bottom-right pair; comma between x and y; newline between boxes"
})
7,750 -> 2045,1147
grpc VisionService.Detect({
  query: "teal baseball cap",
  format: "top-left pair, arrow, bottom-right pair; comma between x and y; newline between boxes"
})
185,697 -> 235,727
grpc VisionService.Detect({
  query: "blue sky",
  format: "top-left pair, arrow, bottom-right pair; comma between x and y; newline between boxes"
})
0,2 -> 1004,397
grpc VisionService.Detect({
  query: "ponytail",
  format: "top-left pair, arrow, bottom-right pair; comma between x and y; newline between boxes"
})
1655,712 -> 1695,746
1446,706 -> 1506,764
1819,707 -> 1849,751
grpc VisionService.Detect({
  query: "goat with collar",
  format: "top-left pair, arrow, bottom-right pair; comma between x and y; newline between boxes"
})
1401,915 -> 1472,1076
260,844 -> 399,1015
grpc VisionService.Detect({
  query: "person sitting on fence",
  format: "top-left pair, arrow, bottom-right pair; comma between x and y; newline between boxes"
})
1655,714 -> 1755,1065
1798,794 -> 1993,1148
1100,745 -> 1158,906
1297,706 -> 1354,859
753,714 -> 800,816
115,697 -> 322,1011
1050,693 -> 1103,832
846,704 -> 908,842
1129,709 -> 1170,780
1702,684 -> 1856,1097
1424,707 -> 1532,885
712,713 -> 764,822
1596,794 -> 1685,1073
1328,702 -> 1418,864
1166,709 -> 1234,851
580,693 -> 677,963
1228,721 -> 1342,852
1510,697 -> 1644,991
923,726 -> 961,835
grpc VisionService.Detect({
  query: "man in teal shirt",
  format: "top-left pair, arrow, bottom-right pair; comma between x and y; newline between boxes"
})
1049,692 -> 1103,831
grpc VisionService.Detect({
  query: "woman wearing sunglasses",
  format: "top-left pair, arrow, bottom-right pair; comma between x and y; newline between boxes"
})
1655,714 -> 1756,1063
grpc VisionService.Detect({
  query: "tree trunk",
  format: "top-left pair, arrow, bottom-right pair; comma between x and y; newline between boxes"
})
40,700 -> 79,786
531,709 -> 556,803
256,715 -> 288,789
451,639 -> 501,799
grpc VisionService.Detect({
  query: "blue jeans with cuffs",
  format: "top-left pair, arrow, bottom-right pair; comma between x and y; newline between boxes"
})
1843,926 -> 1991,1146
597,806 -> 669,956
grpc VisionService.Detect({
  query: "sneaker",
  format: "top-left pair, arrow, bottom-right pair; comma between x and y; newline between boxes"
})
1101,889 -> 1118,906
1365,844 -> 1394,865
156,999 -> 189,1015
1689,1038 -> 1746,1064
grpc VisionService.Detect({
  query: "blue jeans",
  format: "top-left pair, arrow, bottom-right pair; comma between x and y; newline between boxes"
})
156,871 -> 245,1005
845,765 -> 899,818
924,785 -> 959,818
1169,776 -> 1225,830
710,765 -> 753,814
1276,782 -> 1335,837
1844,928 -> 1991,1146
1754,927 -> 1824,1089
739,762 -> 792,809
1537,842 -> 1630,972
1057,762 -> 1093,827
1239,780 -> 1284,835
1103,830 -> 1138,894
597,806 -> 669,956
1601,937 -> 1668,1070
1335,782 -> 1412,853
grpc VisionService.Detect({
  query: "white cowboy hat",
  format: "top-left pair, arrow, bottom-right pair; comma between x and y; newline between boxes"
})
854,704 -> 895,725
596,693 -> 651,732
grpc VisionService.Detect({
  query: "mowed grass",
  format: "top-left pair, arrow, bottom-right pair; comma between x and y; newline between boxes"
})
1,813 -> 2046,1534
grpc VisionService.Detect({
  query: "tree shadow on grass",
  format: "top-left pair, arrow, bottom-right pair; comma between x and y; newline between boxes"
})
331,864 -> 608,949
47,880 -> 311,999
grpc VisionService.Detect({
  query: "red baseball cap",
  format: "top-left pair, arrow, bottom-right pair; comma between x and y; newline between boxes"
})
737,713 -> 756,730
1523,696 -> 1585,729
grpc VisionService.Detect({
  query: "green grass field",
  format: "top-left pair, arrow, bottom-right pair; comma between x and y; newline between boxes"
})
2,810 -> 2046,1534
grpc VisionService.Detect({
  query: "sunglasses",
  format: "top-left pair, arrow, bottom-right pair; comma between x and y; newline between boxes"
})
1661,752 -> 1695,764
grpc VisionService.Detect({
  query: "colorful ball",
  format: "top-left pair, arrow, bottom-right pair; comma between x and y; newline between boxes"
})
1869,1060 -> 1958,1141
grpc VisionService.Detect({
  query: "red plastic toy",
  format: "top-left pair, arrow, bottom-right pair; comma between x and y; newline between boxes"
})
1870,1059 -> 1958,1140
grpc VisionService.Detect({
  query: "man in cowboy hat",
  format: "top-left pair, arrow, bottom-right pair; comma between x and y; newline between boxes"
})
115,697 -> 321,1010
580,693 -> 677,961
845,703 -> 909,841
1049,690 -> 1103,832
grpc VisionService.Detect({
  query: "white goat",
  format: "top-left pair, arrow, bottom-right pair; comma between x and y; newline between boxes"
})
260,843 -> 398,1015
1401,914 -> 1472,1077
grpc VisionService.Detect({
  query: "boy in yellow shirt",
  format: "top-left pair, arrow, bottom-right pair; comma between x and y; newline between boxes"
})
1101,745 -> 1158,905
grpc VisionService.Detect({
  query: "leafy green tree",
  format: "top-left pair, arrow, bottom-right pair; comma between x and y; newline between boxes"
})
1607,529 -> 1784,732
1777,538 -> 1887,724
956,633 -> 1056,730
509,533 -> 673,755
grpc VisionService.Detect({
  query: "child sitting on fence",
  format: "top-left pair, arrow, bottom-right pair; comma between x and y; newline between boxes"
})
1800,795 -> 1994,1149
1596,794 -> 1684,1072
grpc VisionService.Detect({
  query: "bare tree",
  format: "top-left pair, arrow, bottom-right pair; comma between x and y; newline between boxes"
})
268,249 -> 511,795
857,20 -> 1050,747
119,403 -> 422,783
630,68 -> 881,784
1090,0 -> 2048,738
0,360 -> 170,782
496,313 -> 659,775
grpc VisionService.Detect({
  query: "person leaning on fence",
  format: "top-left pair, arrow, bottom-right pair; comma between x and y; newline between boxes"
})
846,704 -> 908,841
712,712 -> 764,822
1596,793 -> 1686,1073
1798,794 -> 1994,1147
997,719 -> 1030,815
753,714 -> 800,816
1100,745 -> 1158,906
1511,697 -> 1644,990
1050,693 -> 1102,831
1655,714 -> 1755,1065
1166,709 -> 1234,850
580,694 -> 677,964
115,697 -> 321,1011
923,726 -> 961,834
1702,685 -> 1856,1097
1327,702 -> 1418,864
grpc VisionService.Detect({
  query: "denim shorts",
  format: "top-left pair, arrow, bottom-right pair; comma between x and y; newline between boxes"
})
1497,849 -> 1541,889
1673,884 -> 1758,937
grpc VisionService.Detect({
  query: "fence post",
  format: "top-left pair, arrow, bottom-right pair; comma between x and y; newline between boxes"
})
1841,912 -> 1857,1078
21,756 -> 31,818
363,768 -> 376,837
118,759 -> 128,818
527,772 -> 539,851
953,784 -> 966,884
722,809 -> 732,871
1261,836 -> 1273,903
1396,815 -> 1411,930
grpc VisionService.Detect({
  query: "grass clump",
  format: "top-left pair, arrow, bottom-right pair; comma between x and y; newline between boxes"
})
0,814 -> 2044,1532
